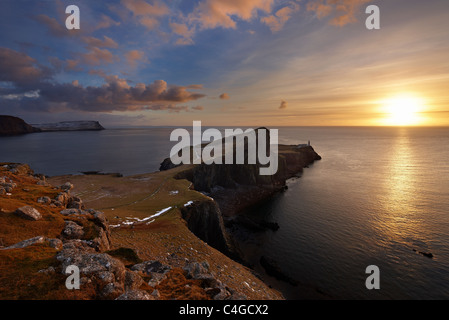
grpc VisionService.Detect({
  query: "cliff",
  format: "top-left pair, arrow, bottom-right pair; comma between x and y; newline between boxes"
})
171,144 -> 321,216
32,121 -> 105,132
0,115 -> 40,136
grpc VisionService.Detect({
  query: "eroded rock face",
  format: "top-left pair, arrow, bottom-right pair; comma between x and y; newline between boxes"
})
180,200 -> 233,257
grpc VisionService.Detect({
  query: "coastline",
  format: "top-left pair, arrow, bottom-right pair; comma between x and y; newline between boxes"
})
0,144 -> 322,300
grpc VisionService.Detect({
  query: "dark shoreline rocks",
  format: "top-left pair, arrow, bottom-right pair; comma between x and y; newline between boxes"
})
0,115 -> 41,136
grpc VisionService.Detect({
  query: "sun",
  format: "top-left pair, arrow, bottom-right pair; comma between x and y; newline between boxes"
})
381,94 -> 425,126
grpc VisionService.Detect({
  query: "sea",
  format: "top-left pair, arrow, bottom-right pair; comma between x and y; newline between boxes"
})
1,126 -> 449,299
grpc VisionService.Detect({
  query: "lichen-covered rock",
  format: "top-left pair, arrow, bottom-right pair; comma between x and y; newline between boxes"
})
0,236 -> 62,251
62,221 -> 85,240
15,206 -> 42,221
124,270 -> 144,291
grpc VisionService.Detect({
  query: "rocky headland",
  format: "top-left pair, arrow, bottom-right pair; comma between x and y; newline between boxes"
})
0,115 -> 41,136
0,135 -> 321,300
0,116 -> 104,136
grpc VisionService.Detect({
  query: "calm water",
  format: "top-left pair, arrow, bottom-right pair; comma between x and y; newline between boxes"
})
1,126 -> 449,299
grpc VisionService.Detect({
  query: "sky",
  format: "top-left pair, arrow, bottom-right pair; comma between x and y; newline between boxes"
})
0,0 -> 448,127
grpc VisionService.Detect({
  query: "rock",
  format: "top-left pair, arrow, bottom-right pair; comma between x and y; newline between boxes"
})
0,116 -> 40,136
131,260 -> 171,287
47,238 -> 63,250
116,290 -> 154,300
124,270 -> 144,291
101,282 -> 125,300
183,261 -> 231,300
62,221 -> 85,239
159,158 -> 181,171
0,236 -> 46,250
56,249 -> 127,299
37,196 -> 51,204
60,182 -> 74,192
131,260 -> 171,275
67,196 -> 84,209
0,236 -> 62,250
55,192 -> 70,206
38,266 -> 56,274
148,272 -> 167,287
151,289 -> 161,299
15,206 -> 42,221
60,208 -> 89,216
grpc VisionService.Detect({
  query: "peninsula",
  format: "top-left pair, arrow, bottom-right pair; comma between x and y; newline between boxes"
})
0,115 -> 104,136
0,140 -> 321,300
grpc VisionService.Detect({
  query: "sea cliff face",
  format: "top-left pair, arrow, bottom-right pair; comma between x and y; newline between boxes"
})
171,145 -> 322,216
0,115 -> 40,136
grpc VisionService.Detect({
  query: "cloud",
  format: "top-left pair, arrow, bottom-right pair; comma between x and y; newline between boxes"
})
306,0 -> 373,26
219,93 -> 230,100
279,100 -> 288,109
192,105 -> 205,111
0,48 -> 206,114
125,50 -> 146,68
0,47 -> 53,88
187,84 -> 204,89
94,14 -> 121,30
33,14 -> 71,37
170,22 -> 196,45
189,0 -> 274,30
261,2 -> 300,32
81,47 -> 117,66
82,36 -> 119,49
121,0 -> 170,30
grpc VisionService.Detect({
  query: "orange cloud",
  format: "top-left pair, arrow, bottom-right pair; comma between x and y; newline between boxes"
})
82,36 -> 118,49
261,2 -> 300,32
121,0 -> 170,30
190,0 -> 274,30
307,0 -> 373,26
219,93 -> 230,100
125,50 -> 146,68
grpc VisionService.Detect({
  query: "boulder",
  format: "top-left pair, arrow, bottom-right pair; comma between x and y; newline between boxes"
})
15,206 -> 42,221
37,196 -> 51,204
116,290 -> 154,300
0,236 -> 62,250
60,182 -> 74,192
62,221 -> 85,239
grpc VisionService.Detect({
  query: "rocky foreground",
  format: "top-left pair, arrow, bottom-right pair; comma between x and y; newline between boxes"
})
0,144 -> 321,300
0,163 -> 282,300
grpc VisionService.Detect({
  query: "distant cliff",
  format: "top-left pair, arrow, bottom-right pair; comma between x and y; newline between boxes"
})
32,121 -> 105,132
0,115 -> 40,136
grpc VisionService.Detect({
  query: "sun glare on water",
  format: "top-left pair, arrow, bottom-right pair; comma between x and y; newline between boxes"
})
381,94 -> 426,126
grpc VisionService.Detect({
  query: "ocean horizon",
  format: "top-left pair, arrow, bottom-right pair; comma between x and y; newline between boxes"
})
2,125 -> 448,299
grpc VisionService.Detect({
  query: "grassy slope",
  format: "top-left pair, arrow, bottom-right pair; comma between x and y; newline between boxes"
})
45,166 -> 283,300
